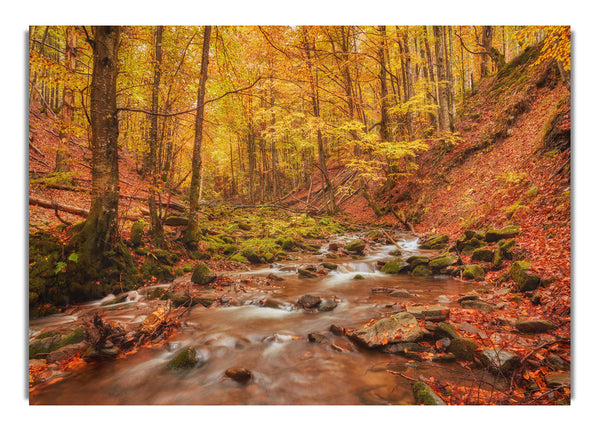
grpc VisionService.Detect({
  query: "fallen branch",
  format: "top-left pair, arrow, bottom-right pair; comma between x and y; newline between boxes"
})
29,196 -> 141,221
380,229 -> 403,250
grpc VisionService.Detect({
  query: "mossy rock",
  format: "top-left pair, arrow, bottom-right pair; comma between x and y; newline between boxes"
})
353,274 -> 365,280
411,264 -> 430,277
345,239 -> 366,255
182,263 -> 194,272
485,225 -> 520,243
471,248 -> 494,262
190,250 -> 211,260
420,234 -> 449,250
223,244 -> 238,255
29,326 -> 84,359
130,221 -> 145,247
240,247 -> 262,264
492,248 -> 503,269
168,347 -> 198,369
321,262 -> 338,270
509,261 -> 540,292
428,254 -> 459,271
448,337 -> 478,361
406,255 -> 430,268
153,249 -> 179,266
412,382 -> 446,405
262,252 -> 275,263
229,253 -> 248,263
499,239 -> 516,259
279,237 -> 296,251
191,263 -> 216,285
434,322 -> 459,340
237,221 -> 252,231
463,264 -> 485,281
381,258 -> 408,274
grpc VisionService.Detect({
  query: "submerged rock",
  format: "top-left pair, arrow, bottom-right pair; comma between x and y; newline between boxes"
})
168,347 -> 198,369
317,297 -> 338,312
348,312 -> 423,349
225,367 -> 253,384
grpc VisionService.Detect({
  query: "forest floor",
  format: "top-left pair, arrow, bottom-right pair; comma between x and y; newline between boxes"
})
28,50 -> 571,405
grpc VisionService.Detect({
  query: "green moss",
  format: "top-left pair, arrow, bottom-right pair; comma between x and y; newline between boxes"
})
421,234 -> 449,250
471,248 -> 494,262
411,264 -> 430,277
428,254 -> 459,270
463,264 -> 485,281
381,259 -> 408,274
412,382 -> 446,405
345,239 -> 366,255
229,253 -> 248,263
353,274 -> 365,280
510,261 -> 540,291
168,347 -> 198,369
130,221 -> 145,247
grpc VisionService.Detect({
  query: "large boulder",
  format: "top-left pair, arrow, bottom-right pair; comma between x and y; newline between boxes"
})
191,263 -> 216,285
420,234 -> 449,250
434,322 -> 459,340
406,255 -> 430,268
471,248 -> 494,262
463,264 -> 485,281
348,312 -> 423,349
411,264 -> 431,277
509,261 -> 540,292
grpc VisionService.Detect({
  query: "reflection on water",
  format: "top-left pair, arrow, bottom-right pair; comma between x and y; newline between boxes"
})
29,233 -> 477,405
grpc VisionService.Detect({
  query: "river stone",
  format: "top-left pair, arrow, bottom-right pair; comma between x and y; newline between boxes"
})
348,312 -> 423,349
509,261 -> 540,291
317,297 -> 338,312
45,341 -> 89,363
382,341 -> 430,355
479,349 -> 520,373
448,337 -> 478,361
458,294 -> 480,303
545,371 -> 570,388
328,242 -> 340,251
412,382 -> 446,405
406,255 -> 430,267
321,262 -> 338,270
411,264 -> 430,277
463,264 -> 485,281
514,319 -> 555,333
225,367 -> 253,384
191,263 -> 216,285
406,305 -> 449,322
389,289 -> 416,298
298,268 -> 319,278
168,347 -> 198,369
298,294 -> 322,308
420,234 -> 449,250
460,299 -> 496,313
428,254 -> 459,271
331,339 -> 355,353
485,225 -> 520,243
380,258 -> 408,274
345,239 -> 366,255
434,322 -> 459,340
307,332 -> 328,344
471,248 -> 494,262
492,248 -> 503,269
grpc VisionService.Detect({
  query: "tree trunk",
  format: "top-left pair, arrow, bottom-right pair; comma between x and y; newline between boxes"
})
148,25 -> 165,248
184,25 -> 212,248
76,26 -> 121,259
55,26 -> 77,173
421,27 -> 439,130
433,26 -> 450,132
378,26 -> 391,142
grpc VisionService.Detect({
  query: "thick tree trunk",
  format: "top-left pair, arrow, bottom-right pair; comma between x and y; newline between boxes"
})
77,26 -> 121,258
184,25 -> 212,248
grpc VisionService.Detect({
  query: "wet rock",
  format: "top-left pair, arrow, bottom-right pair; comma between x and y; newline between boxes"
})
428,254 -> 459,271
411,264 -> 430,277
328,242 -> 340,251
485,225 -> 520,243
406,305 -> 449,322
479,349 -> 520,373
412,382 -> 446,405
331,339 -> 355,353
460,299 -> 496,313
345,239 -> 366,255
225,367 -> 253,384
83,345 -> 121,361
168,347 -> 198,369
389,289 -> 416,298
380,258 -> 409,274
437,295 -> 451,304
298,268 -> 319,278
45,341 -> 89,363
420,234 -> 449,250
509,261 -> 540,292
448,338 -> 478,361
329,324 -> 346,336
458,293 -> 480,303
317,297 -> 338,312
266,273 -> 284,281
191,263 -> 217,285
353,274 -> 365,280
432,353 -> 456,362
348,312 -> 423,349
463,264 -> 485,281
434,322 -> 459,340
471,248 -> 495,262
514,319 -> 555,333
382,342 -> 429,355
262,298 -> 289,310
371,287 -> 392,294
321,262 -> 338,270
297,294 -> 322,308
546,354 -> 570,371
307,332 -> 329,344
406,255 -> 430,266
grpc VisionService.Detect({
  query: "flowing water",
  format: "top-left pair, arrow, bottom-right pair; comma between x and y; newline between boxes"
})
29,233 -> 481,405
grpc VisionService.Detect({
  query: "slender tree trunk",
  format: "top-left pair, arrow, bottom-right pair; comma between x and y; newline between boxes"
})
184,25 -> 212,248
55,26 -> 77,172
378,25 -> 390,142
433,26 -> 450,131
148,25 -> 164,248
422,27 -> 439,130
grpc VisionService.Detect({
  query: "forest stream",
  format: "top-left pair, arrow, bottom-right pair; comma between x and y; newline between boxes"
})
29,232 -> 508,405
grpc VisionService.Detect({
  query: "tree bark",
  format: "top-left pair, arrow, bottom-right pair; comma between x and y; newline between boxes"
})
55,26 -> 77,172
184,25 -> 212,248
433,26 -> 451,131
